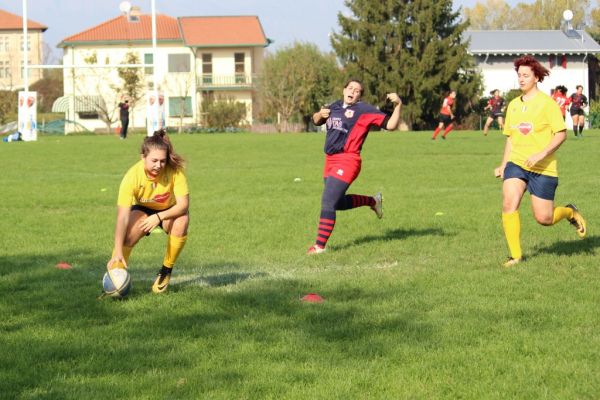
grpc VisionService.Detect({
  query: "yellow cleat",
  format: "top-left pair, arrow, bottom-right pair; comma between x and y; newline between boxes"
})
151,267 -> 172,293
503,257 -> 522,268
566,204 -> 586,239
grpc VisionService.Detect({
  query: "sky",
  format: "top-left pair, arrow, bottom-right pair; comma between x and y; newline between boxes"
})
2,0 -> 526,63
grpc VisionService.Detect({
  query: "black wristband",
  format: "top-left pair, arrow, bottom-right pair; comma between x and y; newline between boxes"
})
156,213 -> 162,222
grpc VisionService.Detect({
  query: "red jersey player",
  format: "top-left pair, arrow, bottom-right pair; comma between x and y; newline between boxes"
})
432,90 -> 456,140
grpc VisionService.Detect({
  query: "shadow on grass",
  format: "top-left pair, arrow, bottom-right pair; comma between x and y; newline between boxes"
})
532,235 -> 600,257
0,251 -> 434,398
174,270 -> 268,289
333,227 -> 449,250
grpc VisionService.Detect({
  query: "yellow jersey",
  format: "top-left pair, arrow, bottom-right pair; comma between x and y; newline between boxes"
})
117,160 -> 189,210
503,91 -> 566,177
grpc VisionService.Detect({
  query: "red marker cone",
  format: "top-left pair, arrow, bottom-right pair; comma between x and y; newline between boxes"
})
301,293 -> 324,303
55,262 -> 72,270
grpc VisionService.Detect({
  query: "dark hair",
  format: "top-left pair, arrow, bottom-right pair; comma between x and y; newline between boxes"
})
576,85 -> 583,90
141,129 -> 185,170
555,85 -> 568,95
490,89 -> 499,96
344,78 -> 364,96
514,55 -> 549,82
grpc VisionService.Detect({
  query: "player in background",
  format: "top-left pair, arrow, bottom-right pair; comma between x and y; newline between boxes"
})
494,55 -> 586,268
483,89 -> 505,136
308,79 -> 402,254
569,85 -> 588,137
551,85 -> 569,120
107,130 -> 189,293
432,90 -> 456,140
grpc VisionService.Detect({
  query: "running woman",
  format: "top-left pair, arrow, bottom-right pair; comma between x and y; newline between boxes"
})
551,85 -> 569,120
483,89 -> 505,136
432,90 -> 456,140
308,79 -> 402,254
107,130 -> 189,293
569,85 -> 588,137
494,55 -> 586,268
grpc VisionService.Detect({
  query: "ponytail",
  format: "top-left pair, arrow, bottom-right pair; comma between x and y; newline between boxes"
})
141,129 -> 185,170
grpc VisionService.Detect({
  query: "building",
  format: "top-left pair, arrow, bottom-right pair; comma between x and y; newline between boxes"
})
53,10 -> 270,133
0,8 -> 47,90
465,29 -> 600,103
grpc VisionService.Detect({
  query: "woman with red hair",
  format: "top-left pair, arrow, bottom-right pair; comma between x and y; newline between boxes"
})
494,55 -> 586,268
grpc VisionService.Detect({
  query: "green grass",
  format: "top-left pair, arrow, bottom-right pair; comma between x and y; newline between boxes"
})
1,130 -> 600,399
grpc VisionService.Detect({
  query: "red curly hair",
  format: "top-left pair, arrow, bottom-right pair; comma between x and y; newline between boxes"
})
514,55 -> 549,82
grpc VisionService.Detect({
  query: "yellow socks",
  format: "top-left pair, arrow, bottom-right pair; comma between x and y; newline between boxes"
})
502,211 -> 522,260
552,206 -> 573,225
163,235 -> 188,268
111,245 -> 132,269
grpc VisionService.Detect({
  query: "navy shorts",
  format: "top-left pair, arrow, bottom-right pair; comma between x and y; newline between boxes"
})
570,108 -> 584,117
503,162 -> 558,201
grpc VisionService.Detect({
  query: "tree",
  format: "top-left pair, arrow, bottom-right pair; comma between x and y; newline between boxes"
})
464,0 -> 589,30
463,0 -> 511,30
589,0 -> 600,41
332,0 -> 482,129
201,96 -> 247,131
0,90 -> 17,125
118,52 -> 146,126
30,68 -> 63,113
258,42 -> 341,132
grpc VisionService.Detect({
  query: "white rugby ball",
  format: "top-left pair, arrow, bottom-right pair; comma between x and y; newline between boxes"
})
102,268 -> 132,298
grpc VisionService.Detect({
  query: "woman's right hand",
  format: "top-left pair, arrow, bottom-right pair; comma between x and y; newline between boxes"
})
107,254 -> 128,270
494,165 -> 504,178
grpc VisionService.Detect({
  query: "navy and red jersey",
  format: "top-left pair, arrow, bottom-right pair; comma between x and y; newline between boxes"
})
569,93 -> 587,110
488,96 -> 505,114
324,100 -> 389,155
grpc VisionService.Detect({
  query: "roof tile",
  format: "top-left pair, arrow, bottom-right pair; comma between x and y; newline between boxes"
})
0,8 -> 47,31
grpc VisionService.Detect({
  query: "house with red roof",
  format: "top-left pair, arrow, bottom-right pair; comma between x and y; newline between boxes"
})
0,8 -> 47,90
53,8 -> 270,132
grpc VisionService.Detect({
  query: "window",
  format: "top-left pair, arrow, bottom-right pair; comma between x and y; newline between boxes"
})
0,61 -> 4,78
234,53 -> 245,83
144,53 -> 154,74
0,37 -> 8,52
78,112 -> 99,119
20,35 -> 31,51
20,61 -> 32,78
202,53 -> 212,84
168,54 -> 190,73
169,97 -> 193,117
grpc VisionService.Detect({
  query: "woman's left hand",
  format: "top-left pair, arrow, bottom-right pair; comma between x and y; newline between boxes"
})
139,214 -> 161,233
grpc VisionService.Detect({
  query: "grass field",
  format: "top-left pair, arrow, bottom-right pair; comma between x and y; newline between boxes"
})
1,129 -> 600,399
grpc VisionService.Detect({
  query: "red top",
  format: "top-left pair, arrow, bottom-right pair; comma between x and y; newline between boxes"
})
440,96 -> 454,116
552,92 -> 570,116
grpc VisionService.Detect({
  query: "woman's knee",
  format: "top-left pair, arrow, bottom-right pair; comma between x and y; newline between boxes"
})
534,213 -> 553,226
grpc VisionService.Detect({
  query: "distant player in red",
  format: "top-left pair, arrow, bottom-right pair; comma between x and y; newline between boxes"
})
432,90 -> 456,140
308,79 -> 402,254
551,85 -> 569,120
483,89 -> 505,136
569,85 -> 588,137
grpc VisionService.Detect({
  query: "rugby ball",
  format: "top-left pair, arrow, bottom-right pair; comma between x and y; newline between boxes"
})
102,268 -> 132,298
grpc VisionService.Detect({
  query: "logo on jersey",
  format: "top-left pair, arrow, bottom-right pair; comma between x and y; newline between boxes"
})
153,192 -> 170,203
344,109 -> 354,119
336,169 -> 344,176
518,122 -> 533,135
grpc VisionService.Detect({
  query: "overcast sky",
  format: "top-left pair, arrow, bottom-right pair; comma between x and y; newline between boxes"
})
3,0 -> 526,63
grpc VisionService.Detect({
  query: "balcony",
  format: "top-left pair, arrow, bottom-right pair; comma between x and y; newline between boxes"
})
197,74 -> 257,90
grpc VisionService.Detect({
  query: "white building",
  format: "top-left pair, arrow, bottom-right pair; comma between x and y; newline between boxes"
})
53,11 -> 270,133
